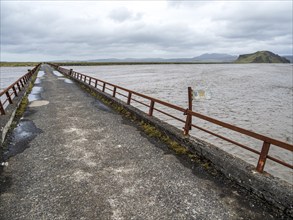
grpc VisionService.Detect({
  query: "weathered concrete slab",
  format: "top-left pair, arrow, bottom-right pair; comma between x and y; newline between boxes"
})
0,64 -> 286,219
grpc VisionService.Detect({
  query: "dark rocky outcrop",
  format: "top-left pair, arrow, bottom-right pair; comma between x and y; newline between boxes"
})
235,51 -> 290,63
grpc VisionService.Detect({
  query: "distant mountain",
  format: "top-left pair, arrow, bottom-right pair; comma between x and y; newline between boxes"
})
51,51 -> 291,64
88,57 -> 194,62
87,53 -> 237,63
235,51 -> 290,63
192,53 -> 237,62
89,58 -> 167,62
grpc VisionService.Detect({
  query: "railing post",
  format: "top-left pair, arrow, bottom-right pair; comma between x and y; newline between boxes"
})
0,101 -> 5,115
102,83 -> 106,92
95,79 -> 98,88
84,75 -> 87,83
256,141 -> 271,173
183,87 -> 193,135
149,100 -> 155,116
17,82 -> 21,91
113,87 -> 116,97
69,69 -> 73,76
12,86 -> 18,97
188,87 -> 193,129
127,92 -> 132,105
183,111 -> 191,135
89,77 -> 92,85
6,91 -> 13,104
20,79 -> 25,87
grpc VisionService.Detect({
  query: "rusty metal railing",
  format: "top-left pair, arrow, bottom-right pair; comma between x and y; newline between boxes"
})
0,64 -> 41,115
50,63 -> 293,174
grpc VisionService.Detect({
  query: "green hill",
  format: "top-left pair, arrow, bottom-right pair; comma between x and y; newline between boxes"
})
235,51 -> 290,63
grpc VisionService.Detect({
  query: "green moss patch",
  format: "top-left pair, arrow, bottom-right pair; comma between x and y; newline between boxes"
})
14,73 -> 37,119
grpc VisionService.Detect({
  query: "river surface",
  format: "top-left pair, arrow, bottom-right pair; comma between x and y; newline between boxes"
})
0,66 -> 33,91
1,64 -> 292,183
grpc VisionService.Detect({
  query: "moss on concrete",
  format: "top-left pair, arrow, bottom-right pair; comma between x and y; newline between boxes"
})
14,73 -> 37,119
141,122 -> 188,154
140,121 -> 218,174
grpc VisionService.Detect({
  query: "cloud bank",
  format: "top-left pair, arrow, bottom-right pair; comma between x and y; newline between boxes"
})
1,0 -> 292,61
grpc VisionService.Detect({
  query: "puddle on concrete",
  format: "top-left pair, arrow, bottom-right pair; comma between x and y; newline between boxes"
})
64,79 -> 74,84
29,100 -> 49,107
92,100 -> 112,112
38,71 -> 45,78
58,78 -> 74,84
31,86 -> 43,93
28,82 -> 49,106
53,71 -> 63,77
28,93 -> 41,102
34,78 -> 41,84
28,86 -> 43,102
2,119 -> 42,161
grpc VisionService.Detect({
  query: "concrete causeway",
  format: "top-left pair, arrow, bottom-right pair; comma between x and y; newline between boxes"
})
0,65 -> 282,219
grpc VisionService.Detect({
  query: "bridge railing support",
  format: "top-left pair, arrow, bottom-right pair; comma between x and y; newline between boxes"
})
0,64 -> 41,115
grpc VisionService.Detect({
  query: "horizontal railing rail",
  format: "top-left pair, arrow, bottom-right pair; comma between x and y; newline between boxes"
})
50,63 -> 293,174
0,64 -> 41,115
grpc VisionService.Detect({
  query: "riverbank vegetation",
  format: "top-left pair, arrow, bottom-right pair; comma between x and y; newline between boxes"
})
0,62 -> 40,67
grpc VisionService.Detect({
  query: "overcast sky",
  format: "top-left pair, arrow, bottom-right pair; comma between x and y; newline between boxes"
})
1,0 -> 292,61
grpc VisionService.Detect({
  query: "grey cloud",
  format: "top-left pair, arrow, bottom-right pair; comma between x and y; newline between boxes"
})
212,1 -> 292,41
1,1 -> 292,61
167,0 -> 210,8
108,7 -> 142,23
219,20 -> 289,41
1,2 -> 62,45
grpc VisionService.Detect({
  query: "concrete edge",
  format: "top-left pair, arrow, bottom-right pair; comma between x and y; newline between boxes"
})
0,68 -> 40,146
60,72 -> 293,216
0,89 -> 28,145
